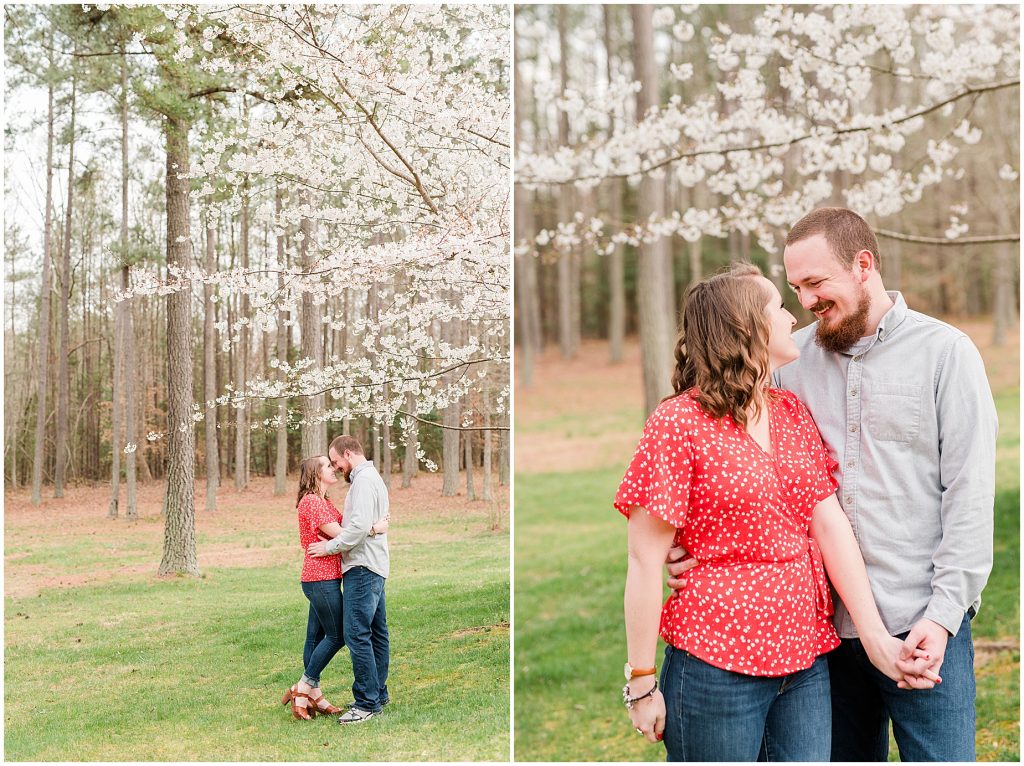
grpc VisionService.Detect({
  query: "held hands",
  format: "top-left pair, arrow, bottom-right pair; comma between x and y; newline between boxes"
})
666,545 -> 699,589
895,618 -> 948,690
626,677 -> 666,744
372,515 -> 391,536
862,632 -> 939,689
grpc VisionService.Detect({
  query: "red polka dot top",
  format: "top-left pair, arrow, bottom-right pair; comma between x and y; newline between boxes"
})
297,493 -> 343,582
615,388 -> 842,676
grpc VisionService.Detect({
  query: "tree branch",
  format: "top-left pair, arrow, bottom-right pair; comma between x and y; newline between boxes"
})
876,230 -> 1020,245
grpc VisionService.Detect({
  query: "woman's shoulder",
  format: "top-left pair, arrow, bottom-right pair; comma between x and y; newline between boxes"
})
297,492 -> 327,513
646,390 -> 709,433
769,387 -> 813,419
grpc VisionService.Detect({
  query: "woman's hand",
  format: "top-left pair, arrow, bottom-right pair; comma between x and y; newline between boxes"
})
626,679 -> 666,744
862,631 -> 940,689
372,515 -> 390,536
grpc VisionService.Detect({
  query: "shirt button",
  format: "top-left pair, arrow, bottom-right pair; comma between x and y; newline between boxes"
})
846,460 -> 855,468
845,496 -> 854,504
852,355 -> 861,362
850,389 -> 858,397
849,424 -> 858,433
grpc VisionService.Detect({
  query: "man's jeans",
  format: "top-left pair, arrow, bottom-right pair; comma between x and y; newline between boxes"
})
829,613 -> 976,761
300,578 -> 345,685
660,645 -> 831,762
342,566 -> 390,712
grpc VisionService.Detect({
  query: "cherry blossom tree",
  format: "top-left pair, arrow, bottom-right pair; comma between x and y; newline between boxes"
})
516,4 -> 1019,410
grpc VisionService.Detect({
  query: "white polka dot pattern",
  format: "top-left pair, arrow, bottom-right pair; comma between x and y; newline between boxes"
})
615,388 -> 842,676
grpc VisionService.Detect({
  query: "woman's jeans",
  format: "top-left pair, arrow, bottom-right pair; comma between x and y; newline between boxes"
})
661,645 -> 831,762
300,578 -> 344,685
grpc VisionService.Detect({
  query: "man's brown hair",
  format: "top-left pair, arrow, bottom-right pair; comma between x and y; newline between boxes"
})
330,434 -> 364,456
785,207 -> 881,271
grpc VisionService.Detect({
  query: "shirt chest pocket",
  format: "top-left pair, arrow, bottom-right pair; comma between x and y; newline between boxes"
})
866,383 -> 922,443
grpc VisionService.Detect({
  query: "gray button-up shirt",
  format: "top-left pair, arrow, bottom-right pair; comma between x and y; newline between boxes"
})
775,292 -> 996,638
325,461 -> 390,579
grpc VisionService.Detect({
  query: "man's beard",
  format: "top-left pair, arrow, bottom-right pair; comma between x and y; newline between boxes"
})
813,288 -> 871,353
344,467 -> 353,483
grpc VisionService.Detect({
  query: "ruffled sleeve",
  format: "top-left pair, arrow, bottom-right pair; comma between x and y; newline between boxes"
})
614,399 -> 694,528
301,495 -> 339,538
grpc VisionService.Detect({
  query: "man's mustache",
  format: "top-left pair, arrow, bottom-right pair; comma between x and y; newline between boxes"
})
809,300 -> 834,315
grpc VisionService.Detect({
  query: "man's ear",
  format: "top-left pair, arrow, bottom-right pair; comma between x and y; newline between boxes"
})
855,249 -> 875,279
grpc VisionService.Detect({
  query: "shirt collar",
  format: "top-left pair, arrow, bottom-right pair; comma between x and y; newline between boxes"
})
350,461 -> 374,481
875,291 -> 907,343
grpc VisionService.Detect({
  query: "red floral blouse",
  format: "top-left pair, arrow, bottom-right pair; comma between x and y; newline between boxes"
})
615,388 -> 841,676
297,493 -> 343,582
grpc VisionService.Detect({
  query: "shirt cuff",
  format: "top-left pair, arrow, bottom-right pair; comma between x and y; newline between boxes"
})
923,595 -> 967,637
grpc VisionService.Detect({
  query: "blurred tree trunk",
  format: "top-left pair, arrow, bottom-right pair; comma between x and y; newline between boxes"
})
631,5 -> 675,415
482,389 -> 493,501
556,5 -> 578,359
204,217 -> 219,509
464,420 -> 476,501
55,71 -> 77,498
158,114 -> 199,576
514,28 -> 539,386
234,183 -> 250,489
401,389 -> 418,488
299,190 -> 326,457
31,47 -> 55,506
604,6 -> 626,363
274,186 -> 289,495
442,311 -> 461,496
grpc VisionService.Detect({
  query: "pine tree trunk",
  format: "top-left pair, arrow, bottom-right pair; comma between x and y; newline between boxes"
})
482,389 -> 493,501
234,188 -> 250,489
31,54 -> 56,506
274,186 -> 289,495
464,421 -> 476,501
631,5 -> 675,415
498,417 -> 510,487
604,6 -> 627,363
299,193 -> 326,457
204,219 -> 219,509
401,389 -> 417,488
442,312 -> 462,496
513,29 -> 538,387
124,272 -> 138,520
55,73 -> 77,498
158,115 -> 199,576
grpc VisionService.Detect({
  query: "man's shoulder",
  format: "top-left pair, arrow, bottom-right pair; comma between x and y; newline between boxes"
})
898,308 -> 969,345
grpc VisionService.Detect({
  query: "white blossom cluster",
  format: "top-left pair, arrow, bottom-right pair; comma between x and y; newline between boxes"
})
123,5 -> 510,435
517,4 -> 1019,256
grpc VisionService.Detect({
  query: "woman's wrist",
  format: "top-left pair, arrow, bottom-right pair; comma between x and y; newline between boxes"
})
624,672 -> 657,697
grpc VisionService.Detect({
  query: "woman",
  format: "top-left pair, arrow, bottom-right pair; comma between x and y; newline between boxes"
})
282,455 -> 388,720
616,265 -> 936,760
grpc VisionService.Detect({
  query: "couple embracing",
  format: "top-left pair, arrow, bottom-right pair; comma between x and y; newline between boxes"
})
618,208 -> 995,761
283,435 -> 392,725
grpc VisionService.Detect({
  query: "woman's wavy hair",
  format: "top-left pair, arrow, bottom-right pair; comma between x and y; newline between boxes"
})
667,263 -> 773,427
296,455 -> 327,508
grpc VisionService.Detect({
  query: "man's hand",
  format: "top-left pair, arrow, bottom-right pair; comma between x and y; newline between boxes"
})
307,540 -> 331,558
372,515 -> 390,536
666,545 -> 699,590
896,617 -> 948,688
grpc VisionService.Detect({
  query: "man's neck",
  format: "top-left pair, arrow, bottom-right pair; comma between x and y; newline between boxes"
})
349,455 -> 368,471
864,284 -> 895,335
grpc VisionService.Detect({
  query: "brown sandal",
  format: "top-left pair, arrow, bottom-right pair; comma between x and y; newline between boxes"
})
290,691 -> 314,721
308,690 -> 343,715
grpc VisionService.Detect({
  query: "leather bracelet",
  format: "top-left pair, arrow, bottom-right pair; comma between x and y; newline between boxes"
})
622,679 -> 658,710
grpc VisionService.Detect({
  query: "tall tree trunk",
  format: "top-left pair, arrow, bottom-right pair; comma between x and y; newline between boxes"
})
498,415 -> 510,487
158,115 -> 199,576
441,313 -> 461,496
604,5 -> 626,363
31,50 -> 56,506
299,192 -> 326,456
55,72 -> 77,498
124,274 -> 138,520
631,5 -> 675,415
556,5 -> 577,359
204,218 -> 219,509
234,186 -> 250,489
482,388 -> 493,501
464,418 -> 476,501
401,389 -> 417,488
514,27 -> 539,386
109,52 -> 131,518
274,186 -> 289,494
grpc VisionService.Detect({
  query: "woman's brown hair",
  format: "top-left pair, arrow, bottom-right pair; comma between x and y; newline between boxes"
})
667,263 -> 772,428
296,455 -> 326,508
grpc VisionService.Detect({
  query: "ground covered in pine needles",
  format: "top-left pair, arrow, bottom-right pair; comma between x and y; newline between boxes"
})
5,472 -> 510,760
514,323 -> 1019,762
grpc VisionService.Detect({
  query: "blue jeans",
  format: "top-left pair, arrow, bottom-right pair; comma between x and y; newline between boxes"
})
660,645 -> 831,762
342,566 -> 389,712
829,613 -> 975,761
300,578 -> 345,685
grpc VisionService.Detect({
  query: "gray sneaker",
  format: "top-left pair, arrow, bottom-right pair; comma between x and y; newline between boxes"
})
337,707 -> 377,724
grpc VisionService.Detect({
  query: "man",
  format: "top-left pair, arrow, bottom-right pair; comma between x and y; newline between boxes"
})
668,207 -> 996,761
308,435 -> 391,724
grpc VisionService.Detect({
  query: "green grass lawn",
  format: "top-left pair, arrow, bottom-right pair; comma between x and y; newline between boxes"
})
5,514 -> 509,760
514,389 -> 1020,762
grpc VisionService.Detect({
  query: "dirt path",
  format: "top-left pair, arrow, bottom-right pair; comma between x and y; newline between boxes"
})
5,473 -> 508,599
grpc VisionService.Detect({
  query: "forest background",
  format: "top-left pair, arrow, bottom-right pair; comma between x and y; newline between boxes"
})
513,4 -> 1019,761
4,4 -> 510,759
